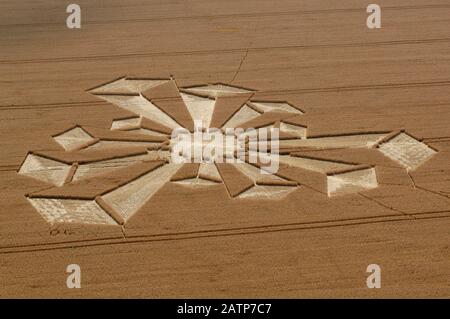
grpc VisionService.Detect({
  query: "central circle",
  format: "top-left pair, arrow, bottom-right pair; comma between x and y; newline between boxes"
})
169,130 -> 238,163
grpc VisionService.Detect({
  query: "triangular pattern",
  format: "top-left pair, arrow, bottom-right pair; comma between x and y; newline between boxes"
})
53,127 -> 95,151
101,164 -> 182,222
150,98 -> 194,132
198,163 -> 222,182
84,140 -> 161,151
96,95 -> 181,129
278,155 -> 355,174
279,133 -> 387,149
19,154 -> 71,186
209,94 -> 253,128
222,104 -> 261,129
237,185 -> 296,199
181,93 -> 216,129
73,153 -> 152,181
232,162 -> 286,184
183,84 -> 254,98
90,77 -> 167,95
127,128 -> 168,137
111,117 -> 142,131
279,122 -> 307,139
251,101 -> 303,114
173,177 -> 220,188
142,80 -> 180,100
